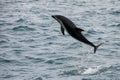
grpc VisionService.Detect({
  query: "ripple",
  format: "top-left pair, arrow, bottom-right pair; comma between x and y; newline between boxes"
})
12,26 -> 35,31
45,60 -> 54,64
0,35 -> 9,42
87,29 -> 97,35
68,42 -> 82,49
44,36 -> 57,40
83,29 -> 97,37
16,18 -> 25,23
110,11 -> 120,15
110,23 -> 120,27
55,56 -> 78,61
12,49 -> 28,54
45,56 -> 78,65
34,77 -> 43,80
45,59 -> 63,65
60,69 -> 80,76
1,74 -> 15,79
25,56 -> 45,63
82,78 -> 92,80
0,57 -> 21,64
0,40 -> 8,45
0,22 -> 13,26
19,39 -> 34,43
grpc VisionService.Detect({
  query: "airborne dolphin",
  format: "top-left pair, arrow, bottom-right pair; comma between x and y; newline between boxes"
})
52,15 -> 102,53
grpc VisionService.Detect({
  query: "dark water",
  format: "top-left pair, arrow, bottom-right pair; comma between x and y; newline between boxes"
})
0,0 -> 120,80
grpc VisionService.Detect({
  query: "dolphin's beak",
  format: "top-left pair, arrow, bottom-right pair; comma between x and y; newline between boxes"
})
52,15 -> 55,18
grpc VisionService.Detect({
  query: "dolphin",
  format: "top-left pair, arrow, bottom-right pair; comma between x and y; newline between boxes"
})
52,15 -> 102,53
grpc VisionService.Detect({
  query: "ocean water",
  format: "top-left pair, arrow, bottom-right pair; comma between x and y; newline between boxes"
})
0,0 -> 120,80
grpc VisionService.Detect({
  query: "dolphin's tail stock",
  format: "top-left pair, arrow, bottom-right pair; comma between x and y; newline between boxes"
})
94,43 -> 103,53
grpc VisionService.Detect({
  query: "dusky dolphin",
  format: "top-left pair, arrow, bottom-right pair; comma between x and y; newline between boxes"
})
52,15 -> 102,53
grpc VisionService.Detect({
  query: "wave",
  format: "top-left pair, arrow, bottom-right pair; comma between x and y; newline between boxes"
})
0,35 -> 9,45
82,66 -> 102,75
45,56 -> 78,65
16,18 -> 25,23
25,56 -> 45,63
110,23 -> 120,27
59,63 -> 120,76
0,22 -> 12,26
34,77 -> 43,80
61,69 -> 80,76
0,57 -> 29,66
110,11 -> 120,15
12,26 -> 35,31
0,40 -> 7,45
0,57 -> 20,64
82,63 -> 120,75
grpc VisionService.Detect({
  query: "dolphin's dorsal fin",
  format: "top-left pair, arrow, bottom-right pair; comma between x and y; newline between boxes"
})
61,26 -> 65,35
75,28 -> 84,32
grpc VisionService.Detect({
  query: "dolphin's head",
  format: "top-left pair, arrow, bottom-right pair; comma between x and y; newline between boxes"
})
52,15 -> 76,29
52,15 -> 64,20
52,15 -> 62,23
52,15 -> 58,19
52,15 -> 66,24
51,15 -> 56,18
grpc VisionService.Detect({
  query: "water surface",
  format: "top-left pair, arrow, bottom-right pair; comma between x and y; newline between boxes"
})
0,0 -> 120,80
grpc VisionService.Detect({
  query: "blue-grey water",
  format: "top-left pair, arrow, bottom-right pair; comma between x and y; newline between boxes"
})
0,0 -> 120,80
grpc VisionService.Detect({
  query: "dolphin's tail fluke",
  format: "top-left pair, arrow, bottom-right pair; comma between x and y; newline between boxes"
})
94,43 -> 103,53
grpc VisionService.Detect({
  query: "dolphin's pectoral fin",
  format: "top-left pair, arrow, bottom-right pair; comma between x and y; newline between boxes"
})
75,28 -> 84,32
61,26 -> 65,35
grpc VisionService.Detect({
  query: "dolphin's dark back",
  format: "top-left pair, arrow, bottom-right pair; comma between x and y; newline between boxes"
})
54,15 -> 77,29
